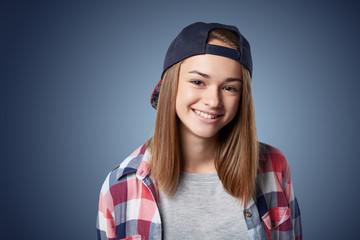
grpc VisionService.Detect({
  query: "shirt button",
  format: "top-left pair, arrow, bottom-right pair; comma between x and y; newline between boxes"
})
245,212 -> 252,218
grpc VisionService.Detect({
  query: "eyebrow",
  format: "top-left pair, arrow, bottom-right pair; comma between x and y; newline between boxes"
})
189,70 -> 242,83
189,70 -> 210,79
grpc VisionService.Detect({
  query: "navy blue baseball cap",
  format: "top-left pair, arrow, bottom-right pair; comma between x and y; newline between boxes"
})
150,22 -> 253,109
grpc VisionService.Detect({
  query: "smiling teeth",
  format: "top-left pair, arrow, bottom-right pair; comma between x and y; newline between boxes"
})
194,110 -> 218,119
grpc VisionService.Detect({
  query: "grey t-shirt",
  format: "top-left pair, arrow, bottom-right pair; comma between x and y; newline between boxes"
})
159,172 -> 250,240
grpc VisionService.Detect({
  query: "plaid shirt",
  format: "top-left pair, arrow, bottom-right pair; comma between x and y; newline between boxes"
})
97,142 -> 302,240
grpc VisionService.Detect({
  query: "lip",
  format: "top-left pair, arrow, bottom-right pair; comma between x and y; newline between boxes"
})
192,109 -> 223,123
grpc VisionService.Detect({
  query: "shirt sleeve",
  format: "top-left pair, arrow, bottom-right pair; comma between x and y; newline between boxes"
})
282,158 -> 302,240
259,143 -> 303,240
96,173 -> 117,240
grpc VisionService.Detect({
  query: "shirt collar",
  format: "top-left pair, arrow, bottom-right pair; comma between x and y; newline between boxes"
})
116,143 -> 151,180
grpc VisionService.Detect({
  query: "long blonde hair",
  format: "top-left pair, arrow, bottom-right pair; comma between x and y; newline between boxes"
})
149,29 -> 259,205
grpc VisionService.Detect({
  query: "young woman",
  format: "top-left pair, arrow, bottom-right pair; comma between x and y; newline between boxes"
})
97,22 -> 302,240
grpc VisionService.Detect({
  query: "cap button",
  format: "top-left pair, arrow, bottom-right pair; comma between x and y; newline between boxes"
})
245,212 -> 252,218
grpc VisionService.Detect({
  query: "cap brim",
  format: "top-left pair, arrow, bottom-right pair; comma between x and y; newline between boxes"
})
150,79 -> 162,109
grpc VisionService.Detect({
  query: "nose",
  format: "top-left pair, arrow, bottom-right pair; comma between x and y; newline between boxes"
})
203,87 -> 222,108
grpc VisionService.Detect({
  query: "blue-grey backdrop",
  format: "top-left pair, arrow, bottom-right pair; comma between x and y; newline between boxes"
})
2,0 -> 360,239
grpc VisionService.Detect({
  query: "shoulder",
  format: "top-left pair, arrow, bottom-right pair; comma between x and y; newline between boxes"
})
100,143 -> 151,195
258,142 -> 290,175
255,143 -> 301,237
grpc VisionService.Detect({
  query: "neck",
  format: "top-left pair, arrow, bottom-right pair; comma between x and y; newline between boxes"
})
179,126 -> 218,174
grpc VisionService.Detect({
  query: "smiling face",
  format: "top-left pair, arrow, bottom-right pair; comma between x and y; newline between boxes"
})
175,41 -> 243,141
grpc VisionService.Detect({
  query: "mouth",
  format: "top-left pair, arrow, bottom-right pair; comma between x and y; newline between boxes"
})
193,109 -> 221,119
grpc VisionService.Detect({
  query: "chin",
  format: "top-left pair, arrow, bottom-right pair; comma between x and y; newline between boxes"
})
192,128 -> 220,139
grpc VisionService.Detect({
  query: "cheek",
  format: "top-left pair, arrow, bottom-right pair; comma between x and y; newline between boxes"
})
175,95 -> 181,116
175,86 -> 190,115
176,86 -> 197,107
225,97 -> 241,120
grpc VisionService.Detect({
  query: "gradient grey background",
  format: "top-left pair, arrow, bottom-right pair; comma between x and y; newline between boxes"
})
2,0 -> 360,239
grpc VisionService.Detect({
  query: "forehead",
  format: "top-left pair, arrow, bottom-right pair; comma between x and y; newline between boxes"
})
180,53 -> 242,79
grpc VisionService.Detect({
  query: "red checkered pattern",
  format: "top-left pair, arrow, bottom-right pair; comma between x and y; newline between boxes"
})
97,142 -> 302,240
